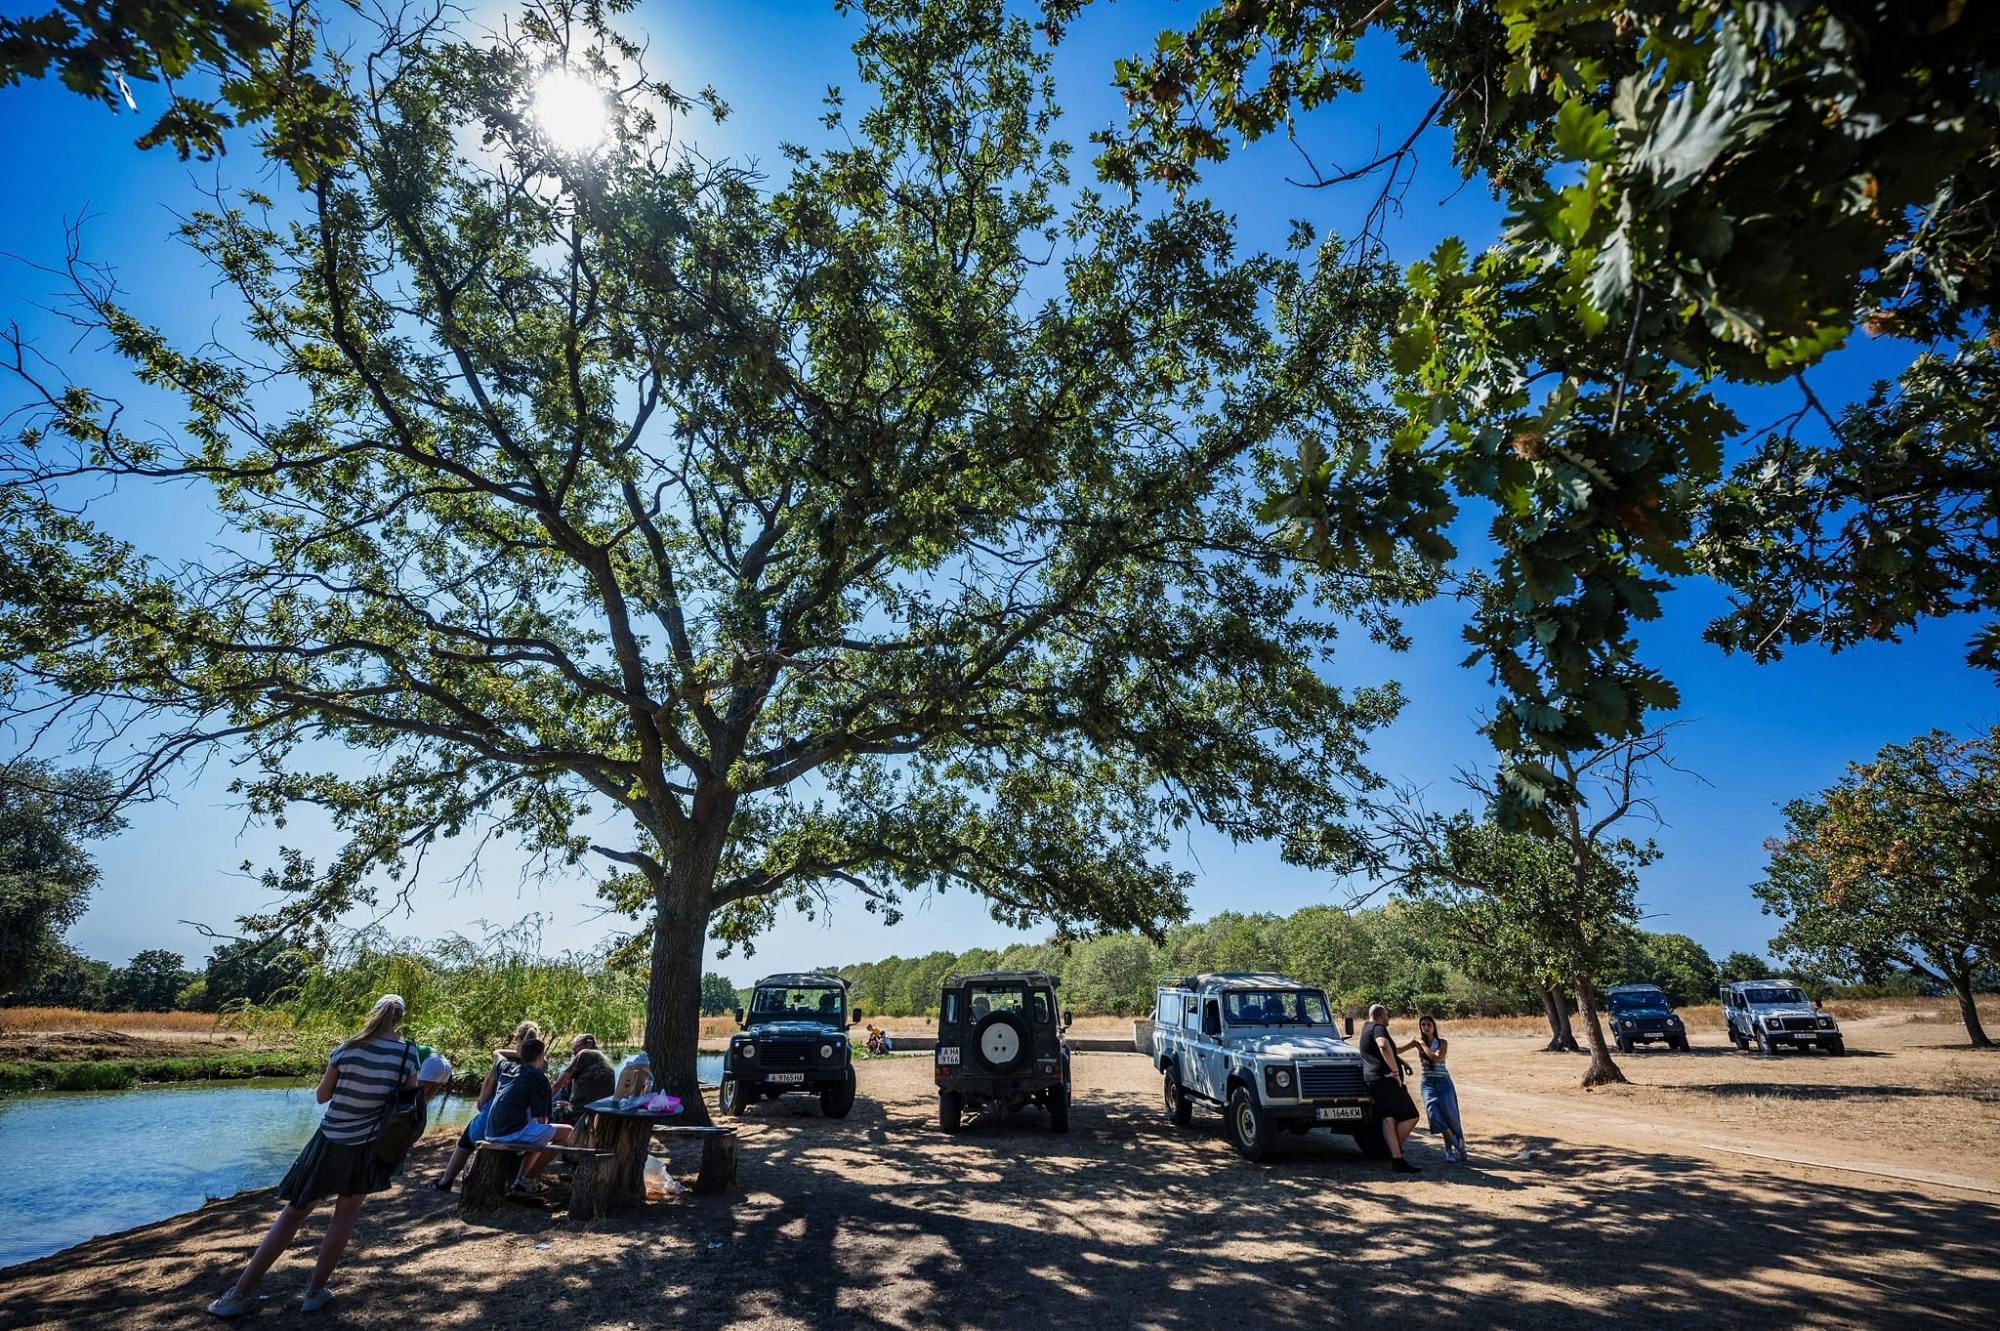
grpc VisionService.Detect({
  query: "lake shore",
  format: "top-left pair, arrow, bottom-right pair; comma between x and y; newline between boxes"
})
4,1016 -> 1996,1330
0,1029 -> 321,1093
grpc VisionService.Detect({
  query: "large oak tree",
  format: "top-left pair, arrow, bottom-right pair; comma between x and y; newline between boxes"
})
0,0 -> 1416,1106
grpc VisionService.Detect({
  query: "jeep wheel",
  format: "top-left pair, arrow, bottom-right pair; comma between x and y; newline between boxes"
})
1163,1072 -> 1193,1128
1225,1087 -> 1274,1163
1671,1035 -> 1690,1052
718,1076 -> 747,1117
1616,1033 -> 1633,1054
1355,1118 -> 1390,1158
1757,1030 -> 1779,1055
1047,1085 -> 1070,1133
939,1090 -> 963,1132
820,1068 -> 857,1119
1827,1038 -> 1846,1056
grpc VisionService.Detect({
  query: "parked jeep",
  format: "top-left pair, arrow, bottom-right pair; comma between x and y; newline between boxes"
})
1605,984 -> 1691,1052
934,970 -> 1072,1132
1152,972 -> 1373,1162
720,972 -> 860,1117
1721,979 -> 1845,1055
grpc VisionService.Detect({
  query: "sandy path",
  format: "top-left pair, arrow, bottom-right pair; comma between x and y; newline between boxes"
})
4,1026 -> 1997,1331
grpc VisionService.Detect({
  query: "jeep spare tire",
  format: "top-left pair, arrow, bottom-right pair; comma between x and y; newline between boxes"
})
971,1010 -> 1030,1073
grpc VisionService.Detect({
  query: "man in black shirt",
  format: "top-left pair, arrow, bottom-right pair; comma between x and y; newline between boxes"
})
1357,1004 -> 1421,1174
482,1036 -> 572,1194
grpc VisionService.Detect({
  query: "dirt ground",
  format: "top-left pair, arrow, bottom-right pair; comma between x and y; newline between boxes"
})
4,1007 -> 1996,1330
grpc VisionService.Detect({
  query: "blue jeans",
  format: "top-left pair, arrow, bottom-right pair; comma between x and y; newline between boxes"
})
1421,1074 -> 1464,1157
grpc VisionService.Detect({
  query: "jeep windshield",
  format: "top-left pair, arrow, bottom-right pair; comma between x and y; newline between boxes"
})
1743,986 -> 1808,1006
1222,990 -> 1332,1025
1609,992 -> 1668,1011
749,987 -> 845,1023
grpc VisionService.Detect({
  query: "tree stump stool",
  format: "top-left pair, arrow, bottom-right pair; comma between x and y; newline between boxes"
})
458,1142 -> 615,1216
651,1124 -> 739,1195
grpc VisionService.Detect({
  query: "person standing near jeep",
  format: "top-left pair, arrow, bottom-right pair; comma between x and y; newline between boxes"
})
1358,1004 -> 1420,1174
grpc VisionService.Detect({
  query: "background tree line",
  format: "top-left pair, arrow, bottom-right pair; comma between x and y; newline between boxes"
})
836,909 -> 1750,1021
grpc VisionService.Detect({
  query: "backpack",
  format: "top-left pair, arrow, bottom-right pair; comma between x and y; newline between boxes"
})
370,1041 -> 425,1167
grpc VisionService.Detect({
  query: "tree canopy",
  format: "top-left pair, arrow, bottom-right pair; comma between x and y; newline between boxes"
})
1757,727 -> 2000,1046
0,0 -> 1417,1104
1050,0 -> 2000,822
0,762 -> 121,994
0,0 -> 351,176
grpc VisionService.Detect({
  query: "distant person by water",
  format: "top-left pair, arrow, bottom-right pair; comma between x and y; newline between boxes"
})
207,994 -> 421,1317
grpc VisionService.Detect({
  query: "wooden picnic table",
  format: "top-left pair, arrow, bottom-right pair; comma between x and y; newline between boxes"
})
569,1098 -> 737,1215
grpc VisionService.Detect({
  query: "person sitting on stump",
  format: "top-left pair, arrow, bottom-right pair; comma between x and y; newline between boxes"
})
551,1033 -> 615,1125
481,1035 -> 572,1197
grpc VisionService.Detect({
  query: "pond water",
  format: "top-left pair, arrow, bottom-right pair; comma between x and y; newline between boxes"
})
0,1054 -> 724,1271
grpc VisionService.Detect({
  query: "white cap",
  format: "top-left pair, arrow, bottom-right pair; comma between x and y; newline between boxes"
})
373,993 -> 406,1013
418,1053 -> 452,1083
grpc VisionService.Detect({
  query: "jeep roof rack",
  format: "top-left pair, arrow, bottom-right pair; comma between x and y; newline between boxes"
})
1159,971 -> 1319,993
750,972 -> 848,989
1606,983 -> 1666,993
945,969 -> 1059,987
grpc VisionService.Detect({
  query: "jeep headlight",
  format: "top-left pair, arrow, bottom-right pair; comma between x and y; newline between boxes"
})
1818,1016 -> 1835,1029
1667,1015 -> 1681,1025
1621,1019 -> 1634,1029
739,1042 -> 756,1058
1262,1065 -> 1295,1097
819,1043 -> 834,1059
1275,1068 -> 1292,1090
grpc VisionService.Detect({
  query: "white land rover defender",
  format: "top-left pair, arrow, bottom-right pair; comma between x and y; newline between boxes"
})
1151,972 -> 1374,1162
1721,978 -> 1846,1055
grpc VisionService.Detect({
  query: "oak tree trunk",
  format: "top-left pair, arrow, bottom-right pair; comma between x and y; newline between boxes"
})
1572,976 -> 1627,1088
1536,980 -> 1581,1052
641,818 -> 731,1127
1951,971 -> 1993,1048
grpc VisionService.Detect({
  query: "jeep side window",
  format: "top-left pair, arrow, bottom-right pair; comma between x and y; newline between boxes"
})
1202,1000 -> 1221,1037
943,993 -> 959,1024
1182,996 -> 1199,1030
1031,993 -> 1051,1024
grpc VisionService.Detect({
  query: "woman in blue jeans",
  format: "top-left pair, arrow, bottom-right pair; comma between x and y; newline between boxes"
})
1409,1014 -> 1465,1161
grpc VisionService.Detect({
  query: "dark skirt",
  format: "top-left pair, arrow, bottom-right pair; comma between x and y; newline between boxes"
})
277,1128 -> 395,1207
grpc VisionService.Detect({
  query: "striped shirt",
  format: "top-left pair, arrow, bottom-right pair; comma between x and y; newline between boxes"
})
320,1037 -> 418,1144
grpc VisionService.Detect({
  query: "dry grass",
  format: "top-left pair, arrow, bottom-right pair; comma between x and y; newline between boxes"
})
0,1008 -> 224,1035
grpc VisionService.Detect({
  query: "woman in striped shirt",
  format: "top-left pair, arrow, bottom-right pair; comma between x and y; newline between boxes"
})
208,994 -> 420,1318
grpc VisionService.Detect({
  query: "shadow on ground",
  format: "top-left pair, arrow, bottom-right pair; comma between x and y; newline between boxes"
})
5,1077 -> 1997,1331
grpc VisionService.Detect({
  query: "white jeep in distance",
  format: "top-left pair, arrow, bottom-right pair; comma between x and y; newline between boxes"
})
1151,972 -> 1374,1162
1721,979 -> 1846,1055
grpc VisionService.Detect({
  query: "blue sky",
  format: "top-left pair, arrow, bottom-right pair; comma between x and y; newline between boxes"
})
3,1 -> 1994,986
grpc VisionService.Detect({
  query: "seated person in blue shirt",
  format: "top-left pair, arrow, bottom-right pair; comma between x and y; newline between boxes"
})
480,1036 -> 573,1195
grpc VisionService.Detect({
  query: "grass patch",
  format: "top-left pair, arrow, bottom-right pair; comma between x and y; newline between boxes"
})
0,1007 -> 225,1035
0,1050 -> 322,1094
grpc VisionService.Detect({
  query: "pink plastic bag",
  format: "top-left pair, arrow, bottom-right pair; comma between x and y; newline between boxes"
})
639,1091 -> 682,1115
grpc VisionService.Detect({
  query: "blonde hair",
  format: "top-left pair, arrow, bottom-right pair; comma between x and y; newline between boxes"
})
339,994 -> 406,1051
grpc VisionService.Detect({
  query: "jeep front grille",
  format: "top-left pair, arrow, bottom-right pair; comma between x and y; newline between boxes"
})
760,1043 -> 811,1068
1779,1017 -> 1819,1032
1298,1062 -> 1364,1099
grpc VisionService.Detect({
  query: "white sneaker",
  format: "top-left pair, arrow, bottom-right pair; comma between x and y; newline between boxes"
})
301,1287 -> 335,1313
207,1293 -> 257,1318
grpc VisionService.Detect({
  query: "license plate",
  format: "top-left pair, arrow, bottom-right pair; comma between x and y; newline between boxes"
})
937,1046 -> 961,1066
767,1072 -> 805,1084
1315,1106 -> 1365,1121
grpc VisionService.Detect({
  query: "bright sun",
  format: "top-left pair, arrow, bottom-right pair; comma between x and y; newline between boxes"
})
533,67 -> 609,153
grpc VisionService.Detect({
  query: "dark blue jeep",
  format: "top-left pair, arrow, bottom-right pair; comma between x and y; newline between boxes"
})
1605,984 -> 1690,1052
720,972 -> 860,1118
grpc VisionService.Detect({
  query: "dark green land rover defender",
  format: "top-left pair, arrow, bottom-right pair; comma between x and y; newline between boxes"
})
720,972 -> 860,1118
933,970 -> 1072,1133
